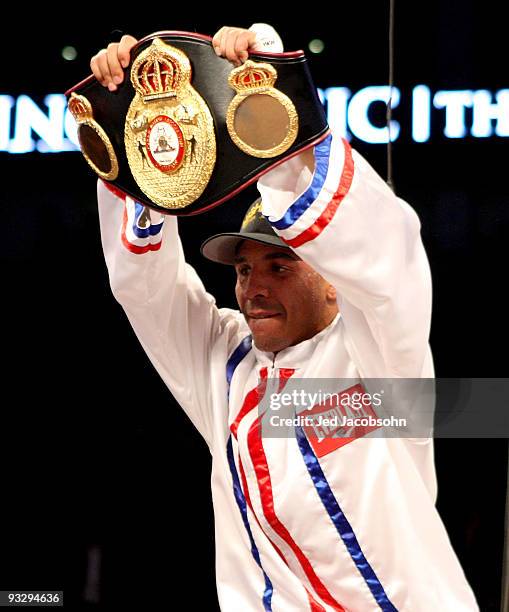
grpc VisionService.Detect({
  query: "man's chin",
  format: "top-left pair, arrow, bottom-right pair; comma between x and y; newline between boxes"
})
252,336 -> 285,353
248,316 -> 286,353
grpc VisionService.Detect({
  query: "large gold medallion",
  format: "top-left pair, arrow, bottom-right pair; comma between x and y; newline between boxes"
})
125,39 -> 216,210
226,60 -> 299,159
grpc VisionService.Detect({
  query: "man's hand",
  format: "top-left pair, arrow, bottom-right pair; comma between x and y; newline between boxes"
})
90,34 -> 138,91
212,26 -> 259,66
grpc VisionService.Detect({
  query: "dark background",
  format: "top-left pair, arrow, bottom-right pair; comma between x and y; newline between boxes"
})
1,3 -> 507,610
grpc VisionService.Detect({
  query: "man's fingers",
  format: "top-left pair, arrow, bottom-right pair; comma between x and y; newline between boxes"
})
90,34 -> 137,90
212,26 -> 227,56
117,34 -> 138,68
235,31 -> 257,63
217,26 -> 233,60
212,27 -> 258,66
225,29 -> 241,65
93,50 -> 113,87
90,50 -> 107,85
105,43 -> 123,90
92,46 -> 116,90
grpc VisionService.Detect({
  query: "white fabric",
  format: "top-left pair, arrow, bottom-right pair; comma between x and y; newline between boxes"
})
97,133 -> 478,610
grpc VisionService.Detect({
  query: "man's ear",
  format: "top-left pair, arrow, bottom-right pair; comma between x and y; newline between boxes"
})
326,284 -> 337,302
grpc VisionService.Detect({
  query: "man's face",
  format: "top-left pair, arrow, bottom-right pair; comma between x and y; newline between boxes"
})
234,241 -> 338,353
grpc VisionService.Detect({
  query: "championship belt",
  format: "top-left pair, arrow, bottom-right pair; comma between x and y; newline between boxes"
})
65,31 -> 329,216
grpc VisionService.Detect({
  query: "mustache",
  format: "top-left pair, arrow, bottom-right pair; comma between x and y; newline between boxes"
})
242,299 -> 284,316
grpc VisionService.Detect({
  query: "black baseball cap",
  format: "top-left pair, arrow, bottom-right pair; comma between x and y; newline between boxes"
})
200,197 -> 289,265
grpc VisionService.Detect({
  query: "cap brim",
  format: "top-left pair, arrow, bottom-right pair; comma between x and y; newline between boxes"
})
200,232 -> 288,265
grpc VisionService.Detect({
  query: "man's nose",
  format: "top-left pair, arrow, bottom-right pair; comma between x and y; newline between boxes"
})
243,272 -> 270,299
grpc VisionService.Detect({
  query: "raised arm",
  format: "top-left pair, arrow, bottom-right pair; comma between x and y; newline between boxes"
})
90,32 -> 253,446
98,182 -> 246,447
92,25 -> 285,443
257,133 -> 434,378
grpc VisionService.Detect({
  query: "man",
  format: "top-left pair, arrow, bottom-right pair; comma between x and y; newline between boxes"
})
92,25 -> 479,610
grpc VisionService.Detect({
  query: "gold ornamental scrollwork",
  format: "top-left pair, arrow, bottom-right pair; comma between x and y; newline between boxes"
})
125,38 -> 216,210
226,60 -> 299,159
68,93 -> 119,180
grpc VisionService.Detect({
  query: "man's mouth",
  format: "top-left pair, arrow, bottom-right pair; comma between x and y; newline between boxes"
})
247,311 -> 281,319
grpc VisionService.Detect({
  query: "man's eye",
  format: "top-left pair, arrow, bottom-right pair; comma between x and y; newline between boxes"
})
273,264 -> 288,273
238,266 -> 250,276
